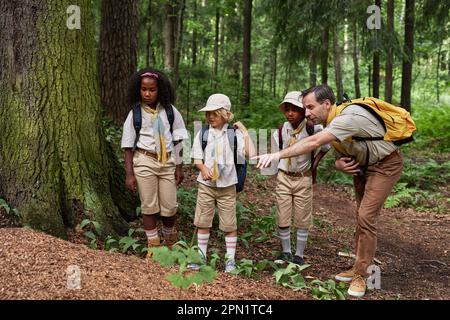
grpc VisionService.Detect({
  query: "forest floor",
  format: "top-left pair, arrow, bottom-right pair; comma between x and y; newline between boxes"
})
0,167 -> 449,300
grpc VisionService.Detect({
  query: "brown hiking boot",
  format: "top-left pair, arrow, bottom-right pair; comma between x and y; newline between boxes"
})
348,274 -> 366,297
146,236 -> 161,259
335,267 -> 356,282
163,229 -> 179,249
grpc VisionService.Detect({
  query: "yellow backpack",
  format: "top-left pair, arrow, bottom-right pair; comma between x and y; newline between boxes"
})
329,97 -> 417,146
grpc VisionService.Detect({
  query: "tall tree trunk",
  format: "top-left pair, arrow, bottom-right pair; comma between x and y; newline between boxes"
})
272,46 -> 277,98
372,0 -> 381,98
241,0 -> 252,106
213,7 -> 220,81
98,0 -> 137,124
0,0 -> 129,238
192,0 -> 197,66
321,28 -> 329,85
164,1 -> 176,73
309,52 -> 317,87
146,0 -> 156,67
401,0 -> 414,112
436,42 -> 442,103
368,65 -> 372,96
352,21 -> 361,98
384,0 -> 394,102
173,0 -> 185,90
333,28 -> 343,101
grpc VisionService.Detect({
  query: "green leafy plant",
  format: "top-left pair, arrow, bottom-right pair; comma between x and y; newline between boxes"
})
229,258 -> 276,278
80,219 -> 102,249
310,279 -> 347,300
0,198 -> 21,219
273,263 -> 310,291
150,240 -> 218,290
384,182 -> 418,208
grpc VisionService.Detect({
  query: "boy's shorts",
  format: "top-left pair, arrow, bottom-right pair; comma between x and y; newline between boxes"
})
194,183 -> 237,232
275,170 -> 313,229
133,151 -> 177,217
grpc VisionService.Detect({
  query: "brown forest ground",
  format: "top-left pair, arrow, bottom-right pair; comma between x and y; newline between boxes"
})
0,167 -> 449,300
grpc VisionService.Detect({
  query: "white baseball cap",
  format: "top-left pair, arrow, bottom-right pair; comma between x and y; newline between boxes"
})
199,93 -> 232,112
279,91 -> 304,112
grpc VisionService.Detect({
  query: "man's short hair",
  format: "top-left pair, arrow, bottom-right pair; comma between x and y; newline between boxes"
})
302,84 -> 336,105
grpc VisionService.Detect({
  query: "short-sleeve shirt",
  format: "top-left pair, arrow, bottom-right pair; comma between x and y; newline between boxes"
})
121,103 -> 189,152
191,124 -> 245,188
324,105 -> 398,165
272,122 -> 331,172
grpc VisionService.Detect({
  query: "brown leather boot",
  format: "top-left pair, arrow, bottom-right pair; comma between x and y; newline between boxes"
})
163,229 -> 179,249
146,236 -> 161,259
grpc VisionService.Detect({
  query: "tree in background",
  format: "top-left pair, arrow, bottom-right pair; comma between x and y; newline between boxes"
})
241,0 -> 252,106
98,0 -> 137,124
401,0 -> 415,112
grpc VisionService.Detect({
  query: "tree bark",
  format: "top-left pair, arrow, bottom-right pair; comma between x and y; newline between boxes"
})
352,21 -> 361,98
321,28 -> 329,85
401,0 -> 414,112
241,0 -> 252,106
309,52 -> 317,87
272,46 -> 277,98
384,0 -> 394,102
173,0 -> 185,90
0,0 -> 129,238
213,7 -> 220,82
333,28 -> 343,101
436,42 -> 442,103
98,0 -> 137,124
146,0 -> 156,67
164,1 -> 176,73
192,0 -> 197,66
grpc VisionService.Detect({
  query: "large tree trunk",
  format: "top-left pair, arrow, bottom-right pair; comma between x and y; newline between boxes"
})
320,28 -> 329,85
352,21 -> 361,98
384,0 -> 394,102
241,0 -> 252,106
145,0 -> 156,67
272,45 -> 277,98
98,0 -> 137,124
372,0 -> 381,98
401,0 -> 414,112
164,1 -> 176,73
0,0 -> 129,238
333,28 -> 343,101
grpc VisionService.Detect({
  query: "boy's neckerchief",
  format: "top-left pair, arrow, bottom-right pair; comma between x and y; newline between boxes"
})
142,103 -> 168,165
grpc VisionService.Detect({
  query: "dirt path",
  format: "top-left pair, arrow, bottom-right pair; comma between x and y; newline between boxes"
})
0,167 -> 449,300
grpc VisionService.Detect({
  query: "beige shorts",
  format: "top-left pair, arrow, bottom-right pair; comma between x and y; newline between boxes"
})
275,171 -> 313,229
194,183 -> 237,232
133,151 -> 177,217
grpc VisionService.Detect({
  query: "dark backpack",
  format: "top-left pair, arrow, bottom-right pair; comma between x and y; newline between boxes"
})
132,103 -> 175,150
200,126 -> 247,193
278,120 -> 317,183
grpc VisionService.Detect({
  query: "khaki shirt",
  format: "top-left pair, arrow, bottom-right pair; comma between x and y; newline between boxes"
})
324,105 -> 397,165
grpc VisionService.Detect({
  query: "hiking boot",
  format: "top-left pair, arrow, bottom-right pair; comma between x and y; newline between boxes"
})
162,229 -> 179,249
225,260 -> 236,273
146,236 -> 161,259
335,267 -> 356,282
187,257 -> 207,271
292,255 -> 304,265
274,252 -> 293,264
348,274 -> 367,298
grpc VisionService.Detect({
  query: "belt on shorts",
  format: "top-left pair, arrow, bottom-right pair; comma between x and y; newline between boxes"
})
279,169 -> 312,177
136,148 -> 171,160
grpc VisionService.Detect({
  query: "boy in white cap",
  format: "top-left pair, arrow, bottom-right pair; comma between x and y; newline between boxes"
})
190,93 -> 255,272
272,91 -> 330,265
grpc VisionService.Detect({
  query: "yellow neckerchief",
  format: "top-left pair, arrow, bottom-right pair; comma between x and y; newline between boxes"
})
286,120 -> 306,171
142,104 -> 168,165
210,126 -> 225,181
326,104 -> 349,155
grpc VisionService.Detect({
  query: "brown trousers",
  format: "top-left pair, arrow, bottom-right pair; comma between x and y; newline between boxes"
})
353,150 -> 403,276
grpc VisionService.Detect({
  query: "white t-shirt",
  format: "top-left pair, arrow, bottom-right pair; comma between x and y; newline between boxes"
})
191,124 -> 245,188
121,104 -> 189,152
272,122 -> 331,172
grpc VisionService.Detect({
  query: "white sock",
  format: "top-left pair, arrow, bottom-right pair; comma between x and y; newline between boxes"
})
278,227 -> 291,253
145,228 -> 159,241
225,236 -> 237,261
197,233 -> 210,260
295,229 -> 308,258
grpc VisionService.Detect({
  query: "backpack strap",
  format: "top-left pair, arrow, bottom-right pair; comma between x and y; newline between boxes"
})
167,104 -> 175,134
200,125 -> 209,163
226,127 -> 238,166
132,103 -> 142,151
278,124 -> 284,150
